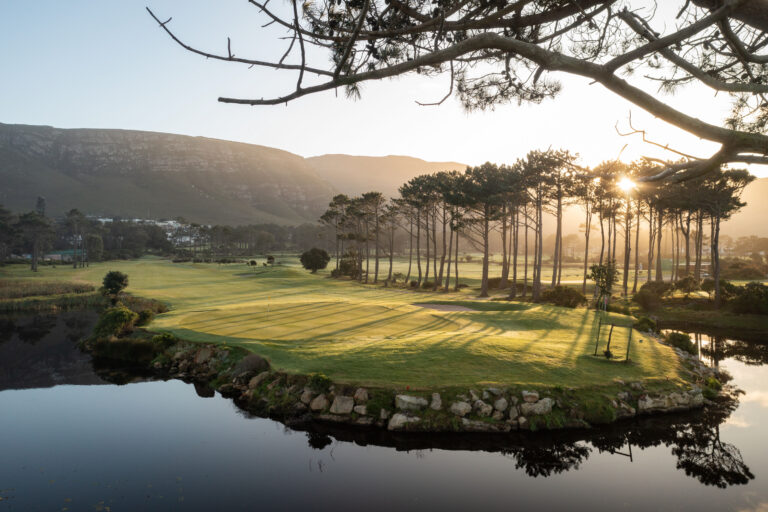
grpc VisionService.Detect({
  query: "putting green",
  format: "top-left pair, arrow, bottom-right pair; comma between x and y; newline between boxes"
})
2,258 -> 685,388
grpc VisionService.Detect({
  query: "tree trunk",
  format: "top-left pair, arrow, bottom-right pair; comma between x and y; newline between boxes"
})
416,211 -> 422,285
582,203 -> 591,295
622,198 -> 631,296
480,207 -> 490,298
511,208 -> 519,299
437,205 -> 447,288
454,228 -> 460,291
374,207 -> 380,283
405,216 -> 413,284
444,226 -> 454,292
632,199 -> 641,294
551,194 -> 562,288
656,213 -> 663,282
500,206 -> 509,289
712,214 -> 722,307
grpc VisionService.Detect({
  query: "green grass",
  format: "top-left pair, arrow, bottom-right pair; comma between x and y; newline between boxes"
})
0,258 -> 685,389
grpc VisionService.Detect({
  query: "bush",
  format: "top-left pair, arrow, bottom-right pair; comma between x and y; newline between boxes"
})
307,372 -> 332,393
421,281 -> 435,289
639,281 -> 673,297
151,332 -> 178,350
703,376 -> 722,400
731,282 -> 768,315
410,280 -> 418,288
135,309 -> 155,326
606,303 -> 631,315
701,278 -> 739,300
540,286 -> 586,308
300,248 -> 331,273
633,316 -> 657,333
674,276 -> 700,296
101,271 -> 129,303
392,272 -> 405,283
665,331 -> 696,355
486,277 -> 505,289
719,258 -> 767,280
633,288 -> 661,311
93,305 -> 139,338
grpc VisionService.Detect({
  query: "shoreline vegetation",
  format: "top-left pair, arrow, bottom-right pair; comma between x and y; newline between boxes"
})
0,258 -> 745,434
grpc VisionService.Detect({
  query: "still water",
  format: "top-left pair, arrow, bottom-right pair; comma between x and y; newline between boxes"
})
1,313 -> 767,511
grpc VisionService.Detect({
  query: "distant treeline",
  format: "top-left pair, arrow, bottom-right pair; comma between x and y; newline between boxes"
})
0,199 -> 338,269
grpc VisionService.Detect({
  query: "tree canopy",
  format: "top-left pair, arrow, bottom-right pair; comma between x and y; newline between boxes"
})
149,0 -> 768,182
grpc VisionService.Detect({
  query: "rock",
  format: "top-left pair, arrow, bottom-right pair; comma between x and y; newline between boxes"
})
518,416 -> 529,430
300,388 -> 314,405
317,413 -> 349,424
450,401 -> 472,417
508,405 -> 519,420
178,360 -> 190,373
630,382 -> 644,391
509,396 -> 519,406
492,410 -> 504,421
380,409 -> 390,420
430,393 -> 442,411
232,354 -> 270,375
172,351 -> 186,361
330,396 -> 355,415
615,379 -> 625,386
267,378 -> 282,391
248,371 -> 271,390
355,417 -> 374,426
461,418 -> 511,433
482,390 -> 491,401
353,405 -> 367,415
474,400 -> 493,417
669,392 -> 691,407
617,392 -> 630,402
395,394 -> 429,411
522,390 -> 539,403
153,361 -> 163,369
292,402 -> 308,413
637,395 -> 672,414
493,397 -> 508,412
469,389 -> 480,401
387,413 -> 420,431
310,394 -> 329,412
691,393 -> 704,407
520,397 -> 553,416
353,388 -> 369,404
486,387 -> 503,397
194,347 -> 214,365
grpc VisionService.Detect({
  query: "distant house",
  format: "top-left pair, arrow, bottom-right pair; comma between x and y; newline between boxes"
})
44,249 -> 85,263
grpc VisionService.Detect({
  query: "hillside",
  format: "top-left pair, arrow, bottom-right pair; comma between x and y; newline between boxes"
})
307,154 -> 465,197
0,123 -> 336,225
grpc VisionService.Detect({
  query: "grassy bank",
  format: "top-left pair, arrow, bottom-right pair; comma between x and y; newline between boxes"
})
1,258 -> 685,389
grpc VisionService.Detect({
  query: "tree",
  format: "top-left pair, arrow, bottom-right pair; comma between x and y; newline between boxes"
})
300,247 -> 331,273
102,271 -> 129,304
149,1 -> 768,182
16,212 -> 52,272
589,261 -> 619,311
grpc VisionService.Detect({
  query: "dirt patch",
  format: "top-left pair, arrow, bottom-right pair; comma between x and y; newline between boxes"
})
414,303 -> 477,312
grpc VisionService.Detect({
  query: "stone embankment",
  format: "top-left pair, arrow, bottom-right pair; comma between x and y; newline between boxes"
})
150,336 -> 718,433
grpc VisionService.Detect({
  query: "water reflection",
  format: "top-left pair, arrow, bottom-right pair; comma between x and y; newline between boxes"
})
1,312 -> 766,511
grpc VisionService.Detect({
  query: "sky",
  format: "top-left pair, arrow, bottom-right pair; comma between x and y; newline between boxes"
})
1,0 -> 766,177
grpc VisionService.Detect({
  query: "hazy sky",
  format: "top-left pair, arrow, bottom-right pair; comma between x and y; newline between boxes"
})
2,0 -> 766,177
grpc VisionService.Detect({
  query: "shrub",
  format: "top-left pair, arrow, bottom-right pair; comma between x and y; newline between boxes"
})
300,248 -> 331,273
540,286 -> 586,308
633,316 -> 657,333
719,258 -> 767,280
410,280 -> 418,288
486,277 -> 504,289
701,278 -> 739,300
633,288 -> 661,311
135,309 -> 155,326
421,281 -> 435,289
639,281 -> 673,297
101,271 -> 129,303
731,282 -> 768,315
307,372 -> 332,393
392,272 -> 405,283
93,305 -> 139,338
665,331 -> 696,355
703,376 -> 722,400
674,276 -> 700,296
151,332 -> 178,350
606,303 -> 631,315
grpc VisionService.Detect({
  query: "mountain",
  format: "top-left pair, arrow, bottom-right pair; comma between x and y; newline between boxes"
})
722,177 -> 768,238
0,123 -> 336,225
307,154 -> 465,197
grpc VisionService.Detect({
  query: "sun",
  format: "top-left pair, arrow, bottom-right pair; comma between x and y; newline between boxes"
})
618,176 -> 635,192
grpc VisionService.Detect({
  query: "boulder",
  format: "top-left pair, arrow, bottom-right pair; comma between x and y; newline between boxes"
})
299,388 -> 314,404
485,387 -> 503,397
617,391 -> 630,402
353,388 -> 369,404
492,411 -> 504,421
691,392 -> 704,407
522,390 -> 539,403
518,416 -> 529,430
353,405 -> 368,416
310,394 -> 329,412
380,409 -> 391,420
474,400 -> 493,417
520,397 -> 553,416
232,354 -> 270,375
248,371 -> 272,390
629,382 -> 644,391
450,401 -> 472,417
330,396 -> 355,415
461,418 -> 511,433
194,347 -> 214,365
493,397 -> 508,412
387,413 -> 420,431
396,394 -> 429,411
430,393 -> 442,411
469,389 -> 480,401
508,406 -> 519,420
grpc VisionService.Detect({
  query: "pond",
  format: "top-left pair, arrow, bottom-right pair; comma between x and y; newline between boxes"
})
1,313 -> 767,511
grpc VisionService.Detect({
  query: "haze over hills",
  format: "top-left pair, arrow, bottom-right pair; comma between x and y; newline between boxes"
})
0,122 -> 765,236
307,154 -> 465,197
